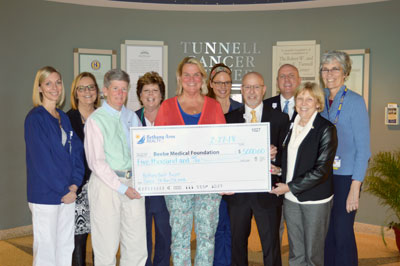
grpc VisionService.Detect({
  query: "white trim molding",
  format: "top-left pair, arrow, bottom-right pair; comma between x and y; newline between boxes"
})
47,0 -> 389,12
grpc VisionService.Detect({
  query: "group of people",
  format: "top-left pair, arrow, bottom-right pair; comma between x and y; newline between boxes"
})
24,50 -> 370,266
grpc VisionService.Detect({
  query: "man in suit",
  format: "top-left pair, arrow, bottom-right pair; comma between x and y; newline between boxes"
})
264,64 -> 301,122
224,72 -> 289,266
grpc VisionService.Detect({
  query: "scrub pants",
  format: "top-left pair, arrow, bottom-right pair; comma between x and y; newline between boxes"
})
213,198 -> 231,266
145,196 -> 172,266
29,202 -> 75,266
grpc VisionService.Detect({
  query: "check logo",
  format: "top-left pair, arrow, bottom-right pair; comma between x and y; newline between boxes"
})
137,135 -> 145,144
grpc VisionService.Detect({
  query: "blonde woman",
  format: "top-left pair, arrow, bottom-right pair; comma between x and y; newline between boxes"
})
270,82 -> 338,266
155,57 -> 226,265
25,66 -> 84,266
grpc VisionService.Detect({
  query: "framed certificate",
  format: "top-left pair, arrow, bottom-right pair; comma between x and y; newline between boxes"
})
121,40 -> 168,111
340,49 -> 370,110
73,48 -> 117,98
130,123 -> 271,196
272,40 -> 321,96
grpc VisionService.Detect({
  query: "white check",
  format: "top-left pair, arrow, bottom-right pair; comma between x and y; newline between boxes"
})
130,123 -> 271,196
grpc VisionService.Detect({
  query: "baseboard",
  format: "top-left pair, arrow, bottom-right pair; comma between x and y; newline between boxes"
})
0,225 -> 33,240
354,222 -> 395,239
0,222 -> 395,241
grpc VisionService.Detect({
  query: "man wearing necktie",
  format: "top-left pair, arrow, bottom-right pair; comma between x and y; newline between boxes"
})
264,64 -> 301,122
224,72 -> 290,266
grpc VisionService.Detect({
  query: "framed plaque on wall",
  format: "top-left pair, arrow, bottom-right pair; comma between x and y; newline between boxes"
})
121,40 -> 168,111
73,48 -> 117,98
272,40 -> 320,96
340,49 -> 370,110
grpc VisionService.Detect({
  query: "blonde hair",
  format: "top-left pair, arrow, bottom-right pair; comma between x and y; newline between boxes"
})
32,66 -> 65,107
176,57 -> 208,96
295,82 -> 325,112
70,72 -> 101,110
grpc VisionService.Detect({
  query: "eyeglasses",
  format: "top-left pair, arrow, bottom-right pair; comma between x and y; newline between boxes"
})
77,85 -> 96,92
213,81 -> 232,87
242,85 -> 263,90
320,67 -> 342,75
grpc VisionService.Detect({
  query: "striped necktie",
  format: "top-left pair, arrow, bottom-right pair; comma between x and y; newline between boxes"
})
283,100 -> 289,114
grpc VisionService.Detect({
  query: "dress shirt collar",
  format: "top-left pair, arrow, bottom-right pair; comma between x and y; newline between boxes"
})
244,102 -> 263,123
102,101 -> 124,118
280,94 -> 295,119
280,94 -> 294,106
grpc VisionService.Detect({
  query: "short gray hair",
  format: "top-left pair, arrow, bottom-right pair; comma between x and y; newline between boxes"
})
104,69 -> 130,88
320,50 -> 352,77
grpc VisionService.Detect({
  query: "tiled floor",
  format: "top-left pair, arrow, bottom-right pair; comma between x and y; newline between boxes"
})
1,230 -> 399,266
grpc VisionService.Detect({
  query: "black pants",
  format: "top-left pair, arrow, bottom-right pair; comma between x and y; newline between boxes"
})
72,233 -> 94,266
228,200 -> 282,266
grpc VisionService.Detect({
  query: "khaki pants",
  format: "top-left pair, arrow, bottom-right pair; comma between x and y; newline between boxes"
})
88,174 -> 147,266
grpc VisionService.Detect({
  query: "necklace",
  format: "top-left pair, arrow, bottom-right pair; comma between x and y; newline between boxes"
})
80,114 -> 87,124
295,125 -> 304,136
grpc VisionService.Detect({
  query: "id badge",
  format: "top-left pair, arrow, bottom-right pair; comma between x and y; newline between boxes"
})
333,156 -> 341,170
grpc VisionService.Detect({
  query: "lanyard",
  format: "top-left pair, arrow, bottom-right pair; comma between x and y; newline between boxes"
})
282,122 -> 294,147
140,108 -> 145,123
325,87 -> 348,125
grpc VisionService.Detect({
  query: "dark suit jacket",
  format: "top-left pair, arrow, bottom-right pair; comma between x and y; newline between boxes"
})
283,113 -> 338,202
263,95 -> 297,122
223,104 -> 290,208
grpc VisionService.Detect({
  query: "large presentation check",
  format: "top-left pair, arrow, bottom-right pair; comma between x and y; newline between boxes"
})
130,123 -> 271,196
